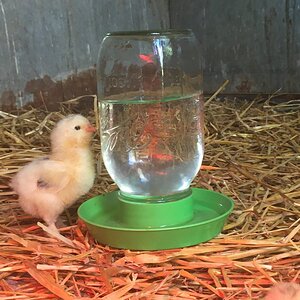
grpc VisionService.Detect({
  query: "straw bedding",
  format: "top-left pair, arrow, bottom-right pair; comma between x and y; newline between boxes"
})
0,94 -> 299,299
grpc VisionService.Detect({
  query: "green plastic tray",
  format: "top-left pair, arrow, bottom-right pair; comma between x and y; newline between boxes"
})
78,188 -> 234,250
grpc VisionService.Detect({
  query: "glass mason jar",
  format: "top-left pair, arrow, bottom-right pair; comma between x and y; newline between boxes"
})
97,30 -> 204,201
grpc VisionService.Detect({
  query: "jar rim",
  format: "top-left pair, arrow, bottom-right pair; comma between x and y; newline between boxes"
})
106,29 -> 193,37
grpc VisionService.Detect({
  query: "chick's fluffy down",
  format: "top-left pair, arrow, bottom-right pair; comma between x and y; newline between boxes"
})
265,282 -> 300,300
12,156 -> 95,223
10,114 -> 96,229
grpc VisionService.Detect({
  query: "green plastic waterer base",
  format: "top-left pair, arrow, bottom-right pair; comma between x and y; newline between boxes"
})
78,188 -> 234,250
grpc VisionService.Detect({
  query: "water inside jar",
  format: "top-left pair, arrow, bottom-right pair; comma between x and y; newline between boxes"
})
100,94 -> 204,198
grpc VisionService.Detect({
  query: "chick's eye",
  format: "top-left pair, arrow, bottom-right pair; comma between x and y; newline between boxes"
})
74,125 -> 81,130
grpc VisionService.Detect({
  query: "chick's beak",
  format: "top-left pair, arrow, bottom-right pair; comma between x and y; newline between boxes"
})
85,124 -> 97,133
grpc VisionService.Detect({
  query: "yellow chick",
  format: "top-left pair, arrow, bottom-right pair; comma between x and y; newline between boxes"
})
265,282 -> 300,300
11,114 -> 96,233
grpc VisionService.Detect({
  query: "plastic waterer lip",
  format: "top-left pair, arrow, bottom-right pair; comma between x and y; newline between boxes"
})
78,187 -> 234,250
79,190 -> 233,232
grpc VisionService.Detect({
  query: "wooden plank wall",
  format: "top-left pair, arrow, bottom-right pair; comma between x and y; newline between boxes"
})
170,0 -> 300,95
1,0 -> 300,110
0,0 -> 169,110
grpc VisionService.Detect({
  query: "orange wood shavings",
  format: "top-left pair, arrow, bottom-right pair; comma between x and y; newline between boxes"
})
179,269 -> 225,298
0,96 -> 299,299
200,165 -> 220,171
25,262 -> 73,300
102,274 -> 137,300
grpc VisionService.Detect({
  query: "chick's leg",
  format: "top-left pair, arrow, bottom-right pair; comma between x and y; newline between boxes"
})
47,222 -> 60,235
42,210 -> 60,234
37,193 -> 65,235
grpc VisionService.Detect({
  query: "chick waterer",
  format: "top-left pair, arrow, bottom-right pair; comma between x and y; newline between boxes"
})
78,30 -> 234,250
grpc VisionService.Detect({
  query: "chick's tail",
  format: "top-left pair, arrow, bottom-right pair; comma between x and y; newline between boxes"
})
10,160 -> 45,196
10,162 -> 65,224
19,190 -> 64,224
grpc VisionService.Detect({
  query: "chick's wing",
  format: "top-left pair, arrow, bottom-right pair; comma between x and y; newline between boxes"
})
36,160 -> 71,193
